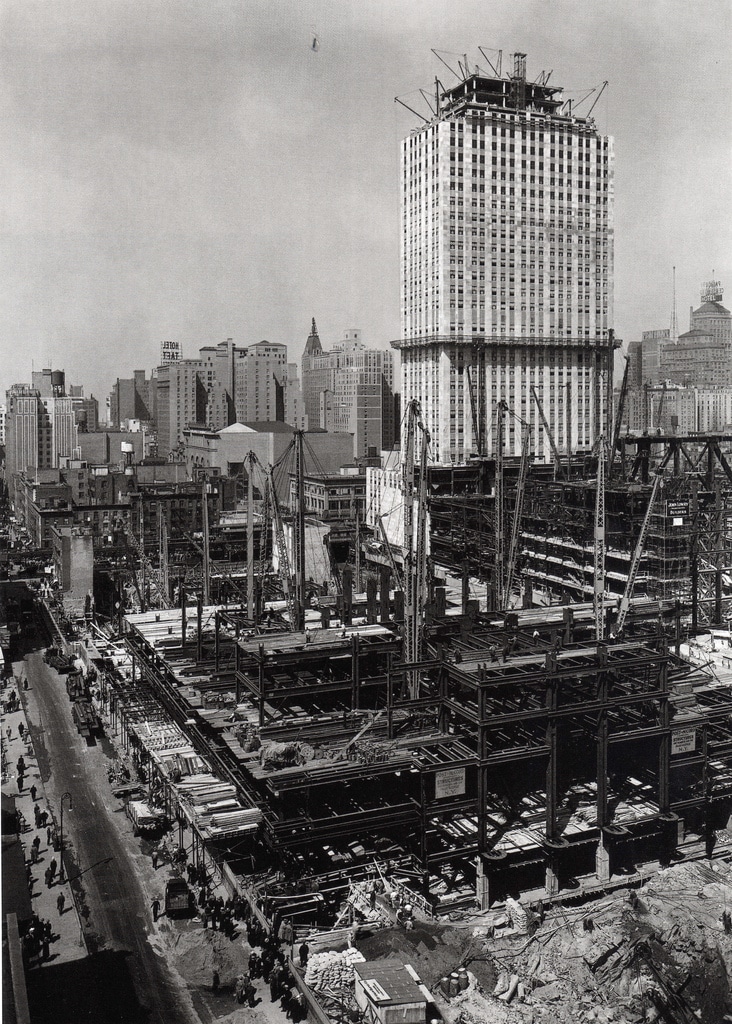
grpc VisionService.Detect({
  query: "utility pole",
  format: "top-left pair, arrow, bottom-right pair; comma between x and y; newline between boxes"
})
246,452 -> 255,621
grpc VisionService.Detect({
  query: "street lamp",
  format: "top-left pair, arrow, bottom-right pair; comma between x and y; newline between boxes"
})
58,791 -> 73,883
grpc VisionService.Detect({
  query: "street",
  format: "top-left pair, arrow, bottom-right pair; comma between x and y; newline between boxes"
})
19,636 -> 200,1024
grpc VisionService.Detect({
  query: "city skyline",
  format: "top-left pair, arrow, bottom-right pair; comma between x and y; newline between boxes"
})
2,0 -> 731,406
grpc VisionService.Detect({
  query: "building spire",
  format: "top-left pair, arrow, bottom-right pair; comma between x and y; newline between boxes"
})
304,318 -> 322,356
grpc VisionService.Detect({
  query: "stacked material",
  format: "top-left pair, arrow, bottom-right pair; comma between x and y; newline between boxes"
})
176,776 -> 262,837
304,948 -> 366,991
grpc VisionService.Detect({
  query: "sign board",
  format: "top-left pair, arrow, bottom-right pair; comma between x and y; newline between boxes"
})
160,340 -> 182,364
671,727 -> 697,755
435,767 -> 466,800
666,499 -> 689,518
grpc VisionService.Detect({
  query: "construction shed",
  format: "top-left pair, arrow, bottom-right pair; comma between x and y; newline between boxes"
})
353,961 -> 428,1024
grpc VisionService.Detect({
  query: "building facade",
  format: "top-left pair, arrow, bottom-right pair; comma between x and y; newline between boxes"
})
5,386 -> 79,484
301,323 -> 397,458
395,54 -> 614,462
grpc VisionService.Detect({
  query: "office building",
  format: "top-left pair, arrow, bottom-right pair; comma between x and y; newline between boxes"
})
395,53 -> 614,461
109,371 -> 153,428
301,324 -> 397,458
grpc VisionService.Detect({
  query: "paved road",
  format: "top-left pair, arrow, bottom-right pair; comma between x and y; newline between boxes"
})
21,642 -> 200,1024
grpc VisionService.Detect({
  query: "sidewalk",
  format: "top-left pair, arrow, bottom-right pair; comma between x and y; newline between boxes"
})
1,664 -> 87,970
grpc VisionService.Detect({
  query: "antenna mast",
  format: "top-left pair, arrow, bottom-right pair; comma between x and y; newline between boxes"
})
670,265 -> 678,342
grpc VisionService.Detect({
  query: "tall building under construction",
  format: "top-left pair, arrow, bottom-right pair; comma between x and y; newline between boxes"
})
395,54 -> 614,461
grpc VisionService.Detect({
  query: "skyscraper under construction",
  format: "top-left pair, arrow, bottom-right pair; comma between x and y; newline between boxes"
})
394,53 -> 614,461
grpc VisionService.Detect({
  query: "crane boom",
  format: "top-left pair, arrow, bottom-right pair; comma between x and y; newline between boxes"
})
266,466 -> 297,629
610,356 -> 630,471
531,386 -> 563,474
465,364 -> 483,456
504,420 -> 531,606
613,472 -> 664,638
594,435 -> 607,642
494,401 -> 507,609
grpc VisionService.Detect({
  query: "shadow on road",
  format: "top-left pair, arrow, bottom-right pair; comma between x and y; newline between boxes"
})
26,949 -> 153,1024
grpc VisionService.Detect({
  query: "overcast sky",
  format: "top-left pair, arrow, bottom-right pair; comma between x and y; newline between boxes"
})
1,0 -> 730,407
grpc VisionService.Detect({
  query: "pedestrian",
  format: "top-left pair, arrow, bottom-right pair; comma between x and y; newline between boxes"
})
151,897 -> 161,922
31,844 -> 39,863
270,963 -> 283,1003
34,804 -> 41,828
280,988 -> 294,1020
41,935 -> 50,961
5,724 -> 11,741
23,678 -> 28,691
46,825 -> 52,846
40,810 -> 48,828
17,773 -> 24,793
29,783 -> 37,802
212,969 -> 220,994
151,850 -> 158,870
45,867 -> 53,888
18,721 -> 25,740
32,835 -> 41,854
298,941 -> 309,969
17,755 -> 26,774
56,892 -> 65,915
49,857 -> 57,880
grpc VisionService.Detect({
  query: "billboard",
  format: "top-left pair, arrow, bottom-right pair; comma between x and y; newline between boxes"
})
160,340 -> 182,364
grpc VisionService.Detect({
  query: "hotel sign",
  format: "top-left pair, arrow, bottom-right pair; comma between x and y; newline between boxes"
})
160,340 -> 182,364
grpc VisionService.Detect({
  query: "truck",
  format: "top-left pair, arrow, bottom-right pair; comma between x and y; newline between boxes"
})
72,699 -> 102,739
125,800 -> 164,838
66,672 -> 88,701
164,878 -> 192,918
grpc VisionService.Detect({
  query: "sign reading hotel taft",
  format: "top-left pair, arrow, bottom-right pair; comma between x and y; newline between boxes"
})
160,340 -> 182,364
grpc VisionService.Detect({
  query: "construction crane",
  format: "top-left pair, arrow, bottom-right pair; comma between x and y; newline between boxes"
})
594,435 -> 607,642
613,470 -> 664,638
531,386 -> 563,476
122,521 -> 172,609
266,465 -> 297,629
402,400 -> 430,696
504,418 -> 531,606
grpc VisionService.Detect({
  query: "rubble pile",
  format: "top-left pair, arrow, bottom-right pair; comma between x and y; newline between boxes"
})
452,861 -> 732,1024
304,948 -> 366,991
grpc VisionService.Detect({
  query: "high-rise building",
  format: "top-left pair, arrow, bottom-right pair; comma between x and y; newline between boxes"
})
155,360 -> 207,456
301,323 -> 397,457
154,340 -> 289,456
5,385 -> 79,484
395,53 -> 614,461
109,371 -> 153,428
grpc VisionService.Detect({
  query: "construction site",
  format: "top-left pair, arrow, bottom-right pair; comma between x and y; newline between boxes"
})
37,397 -> 722,1024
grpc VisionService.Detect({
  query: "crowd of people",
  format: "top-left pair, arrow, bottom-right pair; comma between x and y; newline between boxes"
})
204,893 -> 308,1020
20,913 -> 58,967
